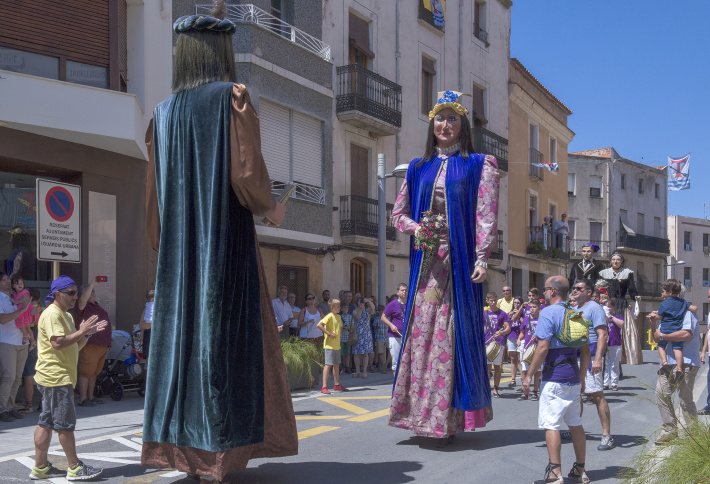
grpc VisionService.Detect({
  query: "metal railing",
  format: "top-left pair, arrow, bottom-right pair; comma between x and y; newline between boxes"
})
271,180 -> 325,205
529,148 -> 544,180
527,226 -> 570,259
569,239 -> 611,259
336,65 -> 402,128
617,225 -> 670,254
196,4 -> 331,61
474,26 -> 488,44
340,195 -> 396,241
637,280 -> 662,298
473,127 -> 508,172
489,230 -> 504,260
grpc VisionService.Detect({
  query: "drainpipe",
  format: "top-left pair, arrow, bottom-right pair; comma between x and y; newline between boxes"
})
395,0 -> 401,166
607,160 -> 614,254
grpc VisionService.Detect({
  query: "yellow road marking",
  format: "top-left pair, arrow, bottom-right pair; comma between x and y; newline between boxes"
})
295,415 -> 351,420
298,426 -> 340,440
347,408 -> 390,422
317,397 -> 369,414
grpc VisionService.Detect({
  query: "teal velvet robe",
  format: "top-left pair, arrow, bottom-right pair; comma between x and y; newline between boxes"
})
144,82 -> 265,452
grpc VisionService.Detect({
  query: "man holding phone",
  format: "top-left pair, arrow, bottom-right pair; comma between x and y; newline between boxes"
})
74,276 -> 112,407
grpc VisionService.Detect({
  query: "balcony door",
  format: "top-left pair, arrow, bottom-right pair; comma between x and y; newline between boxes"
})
350,258 -> 367,296
350,144 -> 369,199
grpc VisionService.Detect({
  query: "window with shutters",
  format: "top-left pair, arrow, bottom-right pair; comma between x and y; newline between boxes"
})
421,56 -> 436,116
589,176 -> 602,198
568,173 -> 576,196
470,84 -> 486,127
259,98 -> 325,205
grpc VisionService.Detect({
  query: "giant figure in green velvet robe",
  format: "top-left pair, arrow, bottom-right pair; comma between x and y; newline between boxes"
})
141,11 -> 297,481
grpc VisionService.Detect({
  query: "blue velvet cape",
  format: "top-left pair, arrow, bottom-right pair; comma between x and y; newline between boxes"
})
395,153 -> 492,412
143,82 -> 265,452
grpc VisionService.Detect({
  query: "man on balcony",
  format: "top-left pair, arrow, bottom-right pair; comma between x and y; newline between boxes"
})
552,214 -> 569,249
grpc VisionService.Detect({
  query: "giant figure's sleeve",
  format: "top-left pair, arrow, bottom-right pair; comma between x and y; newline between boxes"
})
475,155 -> 500,262
230,84 -> 277,217
392,180 -> 420,235
145,119 -> 160,251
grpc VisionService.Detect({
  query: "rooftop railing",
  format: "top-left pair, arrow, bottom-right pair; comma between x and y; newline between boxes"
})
196,4 -> 331,61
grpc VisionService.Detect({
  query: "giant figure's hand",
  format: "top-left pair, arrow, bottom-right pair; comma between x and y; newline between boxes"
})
470,266 -> 487,283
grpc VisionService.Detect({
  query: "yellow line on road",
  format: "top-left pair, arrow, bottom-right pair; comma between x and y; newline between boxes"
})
317,397 -> 369,414
295,415 -> 351,420
298,426 -> 340,440
347,408 -> 390,422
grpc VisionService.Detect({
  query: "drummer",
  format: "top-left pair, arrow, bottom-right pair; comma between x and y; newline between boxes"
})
516,299 -> 542,401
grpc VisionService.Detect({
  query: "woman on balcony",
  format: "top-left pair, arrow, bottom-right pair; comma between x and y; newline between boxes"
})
598,252 -> 643,365
388,91 -> 499,446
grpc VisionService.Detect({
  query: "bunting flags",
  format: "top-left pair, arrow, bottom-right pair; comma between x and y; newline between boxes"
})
667,154 -> 690,191
533,162 -> 559,173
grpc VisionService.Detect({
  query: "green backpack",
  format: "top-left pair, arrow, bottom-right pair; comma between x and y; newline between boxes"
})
556,303 -> 592,348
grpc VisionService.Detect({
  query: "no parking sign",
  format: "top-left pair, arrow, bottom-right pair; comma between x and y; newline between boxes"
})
36,179 -> 81,263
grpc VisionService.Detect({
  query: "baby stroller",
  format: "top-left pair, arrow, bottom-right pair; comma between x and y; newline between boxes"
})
94,329 -> 146,401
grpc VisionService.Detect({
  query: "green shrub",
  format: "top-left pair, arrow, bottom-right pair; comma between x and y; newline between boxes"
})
281,336 -> 324,382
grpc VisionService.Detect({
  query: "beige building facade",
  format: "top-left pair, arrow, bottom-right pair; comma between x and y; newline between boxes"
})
506,58 -> 574,296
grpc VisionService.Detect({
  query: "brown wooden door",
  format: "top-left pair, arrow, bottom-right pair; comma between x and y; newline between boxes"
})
350,259 -> 366,296
350,144 -> 369,199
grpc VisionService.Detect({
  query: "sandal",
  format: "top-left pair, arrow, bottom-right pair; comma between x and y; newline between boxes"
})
531,391 -> 539,401
507,381 -> 516,388
568,462 -> 590,483
492,386 -> 500,398
517,394 -> 528,401
544,462 -> 563,483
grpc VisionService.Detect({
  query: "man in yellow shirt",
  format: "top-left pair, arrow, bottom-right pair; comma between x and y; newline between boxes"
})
497,286 -> 514,314
30,276 -> 107,481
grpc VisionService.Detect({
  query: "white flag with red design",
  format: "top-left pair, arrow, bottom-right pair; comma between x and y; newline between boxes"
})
667,154 -> 690,191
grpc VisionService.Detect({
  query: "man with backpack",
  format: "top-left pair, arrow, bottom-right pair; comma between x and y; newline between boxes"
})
571,278 -> 614,451
523,276 -> 591,484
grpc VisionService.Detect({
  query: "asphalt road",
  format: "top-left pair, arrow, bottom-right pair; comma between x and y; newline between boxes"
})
0,350 -> 707,483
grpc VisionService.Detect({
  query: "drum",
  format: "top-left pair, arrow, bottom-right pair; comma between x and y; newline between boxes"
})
522,342 -> 537,364
486,340 -> 502,363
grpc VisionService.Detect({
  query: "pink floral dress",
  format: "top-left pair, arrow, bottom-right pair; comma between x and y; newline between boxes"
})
388,154 -> 499,438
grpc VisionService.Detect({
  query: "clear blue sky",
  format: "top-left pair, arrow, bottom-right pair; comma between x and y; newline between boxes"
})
511,1 -> 709,219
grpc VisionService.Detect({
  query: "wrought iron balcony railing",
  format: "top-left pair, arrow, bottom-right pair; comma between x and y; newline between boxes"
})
340,195 -> 396,241
617,225 -> 670,254
569,239 -> 611,259
527,226 -> 570,260
474,26 -> 488,44
637,280 -> 662,298
196,4 -> 331,61
336,65 -> 402,129
473,127 -> 508,172
529,147 -> 544,181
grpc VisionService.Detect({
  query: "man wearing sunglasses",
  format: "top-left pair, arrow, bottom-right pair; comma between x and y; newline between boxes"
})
30,276 -> 108,481
570,279 -> 615,451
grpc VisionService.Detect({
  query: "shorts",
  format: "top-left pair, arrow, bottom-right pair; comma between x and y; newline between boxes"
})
23,326 -> 39,377
340,342 -> 351,356
488,347 -> 503,366
538,381 -> 583,430
584,369 -> 604,393
78,344 -> 109,378
37,384 -> 76,431
324,349 -> 341,366
375,340 -> 387,354
506,339 -> 519,352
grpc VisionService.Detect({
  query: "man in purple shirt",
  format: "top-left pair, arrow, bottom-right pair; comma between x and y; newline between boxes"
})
523,276 -> 590,484
381,283 -> 406,373
484,292 -> 511,398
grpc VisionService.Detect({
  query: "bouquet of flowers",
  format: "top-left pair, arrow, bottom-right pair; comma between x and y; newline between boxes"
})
414,211 -> 448,271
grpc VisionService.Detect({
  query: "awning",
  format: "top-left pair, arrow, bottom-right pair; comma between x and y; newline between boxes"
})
621,222 -> 636,236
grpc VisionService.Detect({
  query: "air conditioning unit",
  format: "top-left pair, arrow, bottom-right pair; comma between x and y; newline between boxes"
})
685,243 -> 692,250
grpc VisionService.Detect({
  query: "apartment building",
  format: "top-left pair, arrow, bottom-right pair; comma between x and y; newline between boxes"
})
0,1 -> 173,325
506,58 -> 574,295
667,215 -> 710,320
323,0 -> 512,298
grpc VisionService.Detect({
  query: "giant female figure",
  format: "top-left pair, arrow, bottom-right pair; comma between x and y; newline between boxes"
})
142,4 -> 297,481
388,91 -> 499,443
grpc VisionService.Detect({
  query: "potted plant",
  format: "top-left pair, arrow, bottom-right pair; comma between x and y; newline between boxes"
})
281,336 -> 324,391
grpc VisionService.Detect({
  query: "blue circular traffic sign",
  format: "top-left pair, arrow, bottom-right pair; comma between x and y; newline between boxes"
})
45,186 -> 74,222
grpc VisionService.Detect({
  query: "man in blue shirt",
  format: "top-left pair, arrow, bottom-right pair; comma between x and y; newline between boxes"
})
572,279 -> 614,451
649,306 -> 701,444
523,276 -> 591,484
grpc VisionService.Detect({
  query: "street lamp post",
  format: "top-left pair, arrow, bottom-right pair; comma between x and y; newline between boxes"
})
377,153 -> 409,306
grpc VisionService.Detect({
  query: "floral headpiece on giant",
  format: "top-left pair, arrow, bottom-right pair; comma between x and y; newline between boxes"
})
428,90 -> 470,120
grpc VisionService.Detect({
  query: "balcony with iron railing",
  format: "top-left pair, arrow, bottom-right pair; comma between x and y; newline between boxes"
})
569,239 -> 611,260
617,224 -> 670,255
529,148 -> 544,181
196,4 -> 331,61
340,195 -> 396,248
418,2 -> 444,31
473,127 -> 508,172
527,227 -> 570,260
474,25 -> 489,45
637,279 -> 662,298
489,230 -> 504,263
336,65 -> 402,136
